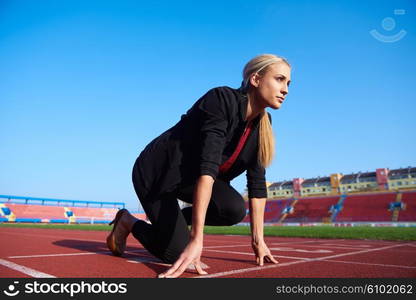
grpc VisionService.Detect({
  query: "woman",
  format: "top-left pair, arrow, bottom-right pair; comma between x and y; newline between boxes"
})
107,54 -> 291,278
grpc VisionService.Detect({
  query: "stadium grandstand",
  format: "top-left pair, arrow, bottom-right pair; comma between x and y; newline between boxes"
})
0,195 -> 146,224
242,166 -> 416,226
1,167 -> 414,227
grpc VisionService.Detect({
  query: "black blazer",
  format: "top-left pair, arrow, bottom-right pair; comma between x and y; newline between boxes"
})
134,86 -> 269,200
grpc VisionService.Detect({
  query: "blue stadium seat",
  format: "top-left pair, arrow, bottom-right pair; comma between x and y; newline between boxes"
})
1,207 -> 11,215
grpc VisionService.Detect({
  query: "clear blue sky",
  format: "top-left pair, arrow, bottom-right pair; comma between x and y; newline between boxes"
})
1,0 -> 415,211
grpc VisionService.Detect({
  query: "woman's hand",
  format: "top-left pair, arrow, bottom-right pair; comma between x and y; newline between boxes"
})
158,239 -> 208,278
251,239 -> 278,266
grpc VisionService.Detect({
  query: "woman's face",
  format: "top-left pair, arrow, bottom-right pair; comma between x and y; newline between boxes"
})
250,62 -> 291,110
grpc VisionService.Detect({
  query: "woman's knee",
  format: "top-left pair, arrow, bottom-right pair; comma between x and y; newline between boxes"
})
220,200 -> 246,225
231,203 -> 247,225
211,180 -> 247,225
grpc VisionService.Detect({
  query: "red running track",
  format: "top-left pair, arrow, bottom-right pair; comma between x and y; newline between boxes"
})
0,227 -> 415,278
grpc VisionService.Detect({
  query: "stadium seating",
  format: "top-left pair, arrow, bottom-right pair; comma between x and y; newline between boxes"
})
243,196 -> 340,224
70,207 -> 119,223
398,191 -> 416,221
1,191 -> 414,225
242,199 -> 291,223
283,196 -> 339,223
335,193 -> 396,222
264,199 -> 290,223
1,203 -> 122,223
6,203 -> 67,222
241,191 -> 416,224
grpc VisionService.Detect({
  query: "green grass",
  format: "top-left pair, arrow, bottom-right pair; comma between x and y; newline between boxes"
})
204,225 -> 416,241
0,222 -> 111,231
1,222 -> 415,241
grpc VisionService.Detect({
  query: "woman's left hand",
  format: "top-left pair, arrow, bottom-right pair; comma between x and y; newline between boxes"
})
251,239 -> 278,266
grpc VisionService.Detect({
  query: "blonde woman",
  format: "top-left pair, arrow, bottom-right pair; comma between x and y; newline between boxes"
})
107,54 -> 291,278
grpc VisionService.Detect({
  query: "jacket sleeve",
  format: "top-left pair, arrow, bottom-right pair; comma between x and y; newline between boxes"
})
246,159 -> 267,198
246,112 -> 272,199
196,88 -> 230,180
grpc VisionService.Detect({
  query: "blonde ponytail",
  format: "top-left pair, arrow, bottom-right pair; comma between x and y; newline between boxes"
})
258,110 -> 274,168
242,54 -> 290,168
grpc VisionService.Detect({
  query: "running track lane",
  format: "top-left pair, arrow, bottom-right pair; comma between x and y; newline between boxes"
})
0,228 -> 415,278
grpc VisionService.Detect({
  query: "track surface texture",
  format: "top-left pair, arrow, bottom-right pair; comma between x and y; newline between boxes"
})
0,227 -> 415,278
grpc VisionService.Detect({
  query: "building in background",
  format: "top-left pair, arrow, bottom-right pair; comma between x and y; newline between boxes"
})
243,166 -> 416,200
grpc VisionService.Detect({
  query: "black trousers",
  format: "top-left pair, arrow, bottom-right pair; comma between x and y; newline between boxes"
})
131,172 -> 246,264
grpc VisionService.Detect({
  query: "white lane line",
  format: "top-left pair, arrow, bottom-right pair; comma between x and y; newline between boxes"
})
270,247 -> 333,253
205,244 -> 248,249
280,244 -> 373,250
320,243 -> 373,248
207,237 -> 249,242
205,240 -> 319,250
270,242 -> 398,250
8,249 -> 147,259
127,256 -> 210,270
8,243 -> 316,260
266,240 -> 321,245
323,259 -> 416,269
9,252 -> 103,259
0,231 -> 113,245
195,242 -> 411,278
5,239 -> 361,259
205,249 -> 309,261
0,231 -> 139,247
0,232 -> 245,250
0,258 -> 56,278
205,249 -> 255,256
0,231 -> 103,241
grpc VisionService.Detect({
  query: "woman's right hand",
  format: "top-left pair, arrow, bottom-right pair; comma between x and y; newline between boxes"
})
158,238 -> 208,278
251,239 -> 278,266
159,175 -> 212,278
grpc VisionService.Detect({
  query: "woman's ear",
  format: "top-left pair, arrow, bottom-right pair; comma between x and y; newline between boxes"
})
250,73 -> 260,88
